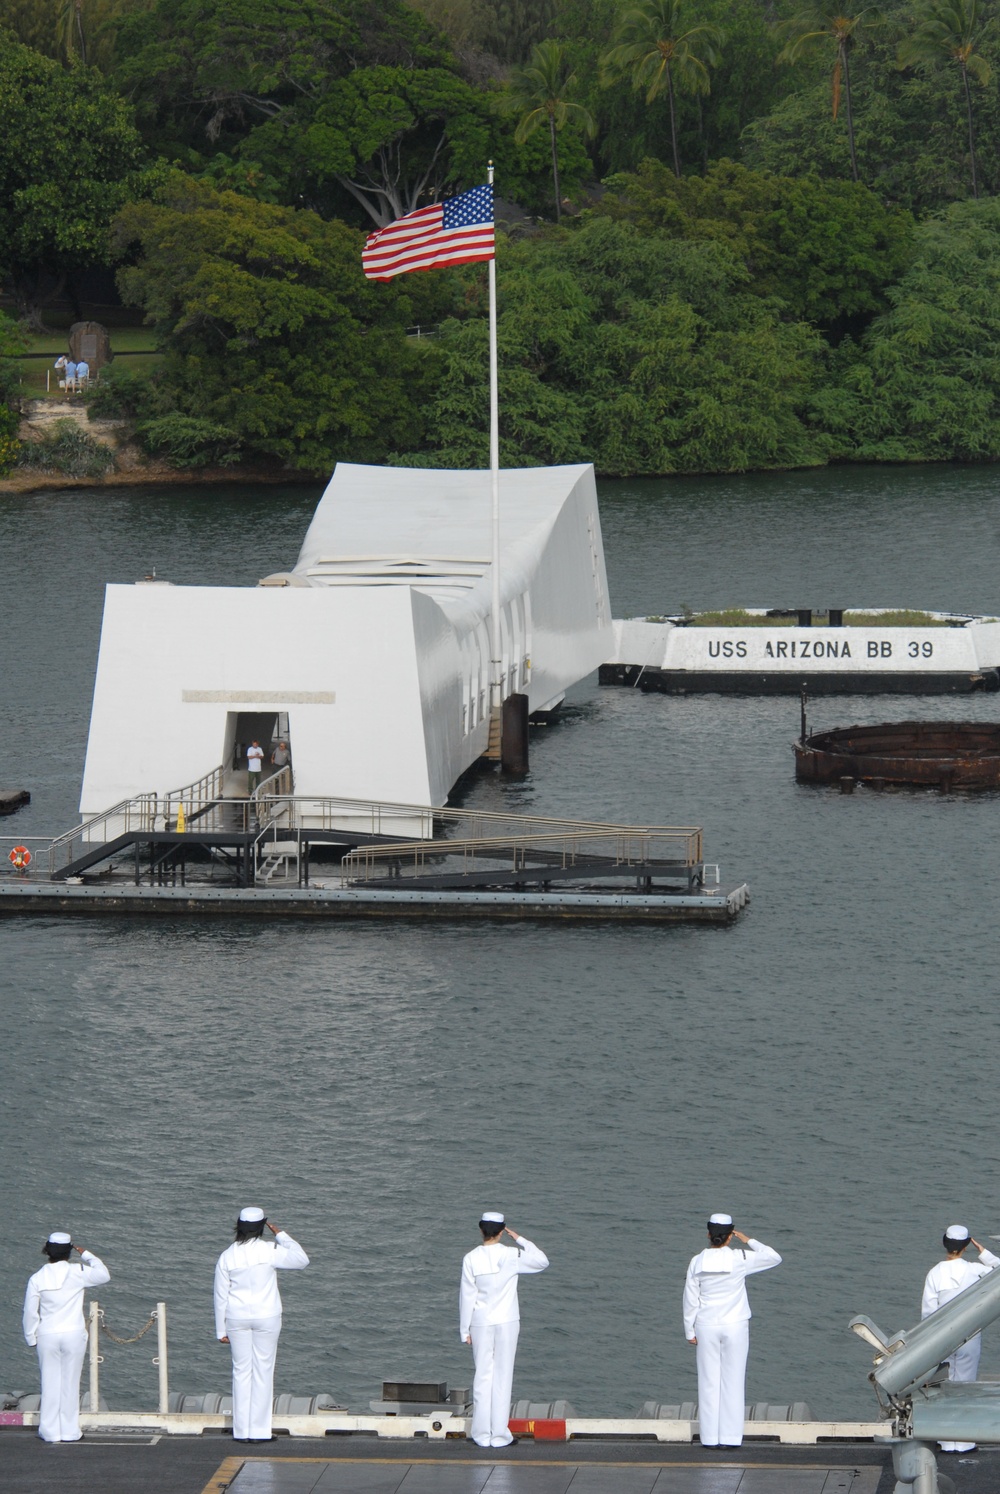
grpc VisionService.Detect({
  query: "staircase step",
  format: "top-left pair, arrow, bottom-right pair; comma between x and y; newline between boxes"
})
484,707 -> 502,762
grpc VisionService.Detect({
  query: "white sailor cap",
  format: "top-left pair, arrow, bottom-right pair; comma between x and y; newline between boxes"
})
481,1211 -> 505,1224
709,1213 -> 733,1226
946,1224 -> 971,1241
47,1231 -> 71,1244
239,1206 -> 265,1223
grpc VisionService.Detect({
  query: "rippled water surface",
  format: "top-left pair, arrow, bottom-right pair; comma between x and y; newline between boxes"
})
2,465 -> 1000,1419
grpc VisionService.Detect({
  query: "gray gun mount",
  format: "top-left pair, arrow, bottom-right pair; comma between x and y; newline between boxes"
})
850,1258 -> 1000,1491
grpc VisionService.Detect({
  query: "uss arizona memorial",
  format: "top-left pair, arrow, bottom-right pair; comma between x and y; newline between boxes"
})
80,455 -> 997,834
81,462 -> 612,821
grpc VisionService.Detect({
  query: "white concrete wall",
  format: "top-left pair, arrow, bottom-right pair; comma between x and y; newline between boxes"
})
607,620 -> 673,670
81,584 -> 436,815
513,466 -> 612,711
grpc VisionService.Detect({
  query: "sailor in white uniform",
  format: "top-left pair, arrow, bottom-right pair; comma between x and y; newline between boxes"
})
214,1207 -> 309,1442
23,1231 -> 110,1443
683,1213 -> 781,1448
921,1223 -> 999,1453
459,1211 -> 549,1448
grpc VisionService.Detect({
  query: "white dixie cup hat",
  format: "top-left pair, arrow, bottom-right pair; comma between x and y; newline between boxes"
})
47,1231 -> 72,1244
708,1213 -> 733,1226
480,1211 -> 505,1224
239,1206 -> 266,1223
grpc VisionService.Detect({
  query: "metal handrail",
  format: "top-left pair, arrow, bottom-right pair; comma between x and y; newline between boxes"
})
164,763 -> 226,823
47,794 -> 160,876
0,836 -> 63,883
252,765 -> 293,821
250,792 -> 700,844
341,828 -> 703,884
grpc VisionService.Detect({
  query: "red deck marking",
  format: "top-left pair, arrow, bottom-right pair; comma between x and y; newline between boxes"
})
508,1417 -> 568,1440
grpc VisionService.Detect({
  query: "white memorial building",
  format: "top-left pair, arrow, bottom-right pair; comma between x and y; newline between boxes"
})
80,463 -> 612,819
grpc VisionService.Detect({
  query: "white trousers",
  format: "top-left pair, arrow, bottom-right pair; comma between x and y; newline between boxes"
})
36,1329 -> 88,1442
696,1320 -> 749,1447
939,1332 -> 981,1452
470,1319 -> 519,1447
227,1314 -> 281,1440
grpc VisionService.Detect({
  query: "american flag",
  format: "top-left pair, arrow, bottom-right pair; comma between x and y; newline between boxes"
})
362,184 -> 494,281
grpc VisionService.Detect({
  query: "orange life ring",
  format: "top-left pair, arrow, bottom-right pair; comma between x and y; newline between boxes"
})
9,845 -> 31,869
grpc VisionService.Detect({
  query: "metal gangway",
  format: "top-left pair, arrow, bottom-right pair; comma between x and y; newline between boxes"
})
2,762 -> 705,892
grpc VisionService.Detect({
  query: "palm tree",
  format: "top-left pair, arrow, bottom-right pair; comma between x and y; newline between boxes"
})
601,0 -> 724,178
776,3 -> 880,183
56,0 -> 88,64
898,0 -> 991,198
505,40 -> 596,221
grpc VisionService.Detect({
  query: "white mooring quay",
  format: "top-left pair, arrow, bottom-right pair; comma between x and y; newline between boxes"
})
601,609 -> 1000,695
80,462 -> 612,827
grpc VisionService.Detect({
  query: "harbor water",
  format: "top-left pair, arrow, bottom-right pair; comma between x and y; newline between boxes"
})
2,464 -> 1000,1420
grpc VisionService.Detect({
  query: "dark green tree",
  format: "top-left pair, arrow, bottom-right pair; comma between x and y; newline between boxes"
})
0,34 -> 150,324
816,197 -> 1000,460
251,65 -> 492,227
112,172 -> 440,471
595,157 -> 914,334
109,0 -> 451,162
399,218 -> 826,474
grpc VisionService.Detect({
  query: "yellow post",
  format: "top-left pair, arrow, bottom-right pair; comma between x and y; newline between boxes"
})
176,802 -> 186,833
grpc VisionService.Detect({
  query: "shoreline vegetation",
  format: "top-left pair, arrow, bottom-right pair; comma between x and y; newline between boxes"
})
4,1 -> 1000,482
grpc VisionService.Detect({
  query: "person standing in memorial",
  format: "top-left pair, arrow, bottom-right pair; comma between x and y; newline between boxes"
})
23,1231 -> 111,1443
214,1207 -> 309,1443
246,741 -> 264,795
459,1211 -> 549,1448
683,1213 -> 781,1449
921,1224 -> 1000,1453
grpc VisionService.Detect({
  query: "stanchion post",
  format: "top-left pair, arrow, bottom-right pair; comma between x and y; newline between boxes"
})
155,1302 -> 168,1413
88,1300 -> 100,1413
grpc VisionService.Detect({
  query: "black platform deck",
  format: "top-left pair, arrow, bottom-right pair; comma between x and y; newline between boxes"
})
0,1431 -> 905,1494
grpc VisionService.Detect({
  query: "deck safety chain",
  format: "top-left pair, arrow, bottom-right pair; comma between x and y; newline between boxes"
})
98,1306 -> 157,1344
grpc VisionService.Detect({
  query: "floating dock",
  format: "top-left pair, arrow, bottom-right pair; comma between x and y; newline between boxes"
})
601,609 -> 1000,695
0,880 -> 748,921
0,790 -> 748,924
0,788 -> 29,816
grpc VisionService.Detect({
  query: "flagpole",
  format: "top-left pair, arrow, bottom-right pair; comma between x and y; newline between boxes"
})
488,160 -> 501,719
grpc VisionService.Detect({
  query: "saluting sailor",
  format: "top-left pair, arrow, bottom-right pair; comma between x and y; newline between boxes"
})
459,1211 -> 549,1448
683,1213 -> 781,1449
921,1223 -> 1000,1453
23,1230 -> 110,1443
214,1207 -> 309,1443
